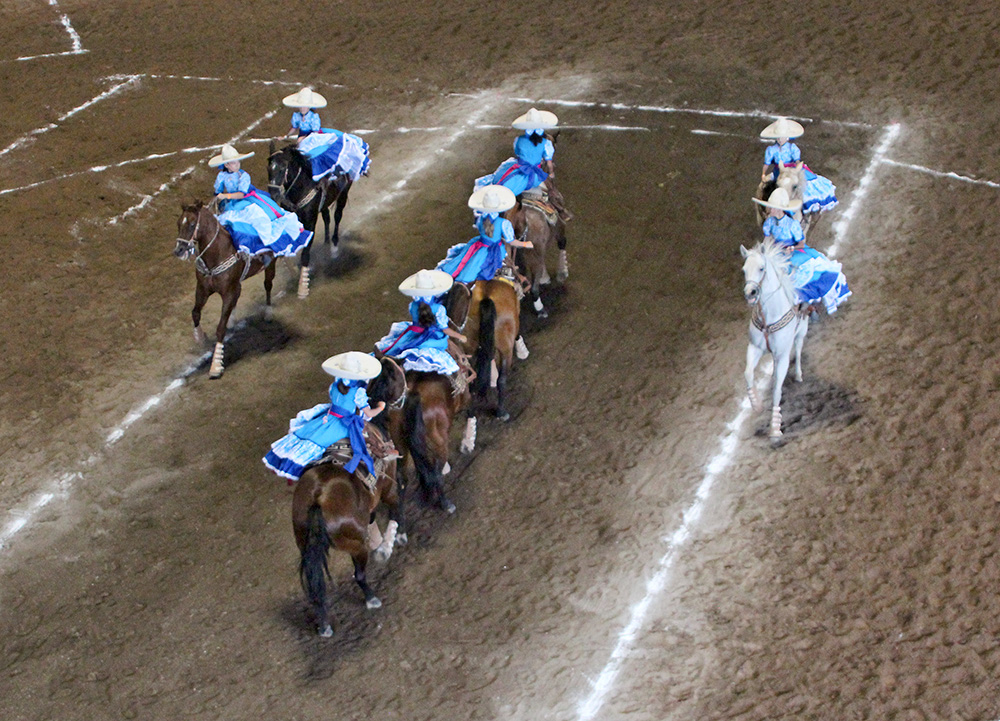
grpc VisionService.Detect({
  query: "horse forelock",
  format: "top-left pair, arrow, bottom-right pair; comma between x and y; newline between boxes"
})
751,239 -> 796,301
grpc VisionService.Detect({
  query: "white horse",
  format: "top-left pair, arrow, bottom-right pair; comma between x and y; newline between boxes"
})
741,240 -> 810,439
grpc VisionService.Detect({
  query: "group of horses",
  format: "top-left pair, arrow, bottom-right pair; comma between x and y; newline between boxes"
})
173,135 -> 570,636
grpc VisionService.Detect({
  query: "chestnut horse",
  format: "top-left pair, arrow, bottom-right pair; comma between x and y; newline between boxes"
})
267,142 -> 352,298
460,279 -> 523,421
174,201 -> 276,379
506,199 -> 568,318
291,357 -> 407,637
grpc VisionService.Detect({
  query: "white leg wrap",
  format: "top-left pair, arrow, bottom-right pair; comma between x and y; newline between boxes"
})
747,386 -> 761,412
367,521 -> 383,551
515,335 -> 529,360
539,269 -> 551,285
557,249 -> 569,280
297,265 -> 310,299
533,297 -> 544,313
770,406 -> 783,438
209,342 -> 225,378
193,326 -> 206,344
442,461 -> 451,476
460,417 -> 477,454
490,360 -> 498,388
382,520 -> 398,551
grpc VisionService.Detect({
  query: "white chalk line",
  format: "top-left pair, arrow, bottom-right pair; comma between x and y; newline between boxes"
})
828,123 -> 901,258
574,120 -> 897,719
0,94 -> 503,555
880,158 -> 1000,190
0,75 -> 140,158
105,73 -> 341,88
15,0 -> 87,61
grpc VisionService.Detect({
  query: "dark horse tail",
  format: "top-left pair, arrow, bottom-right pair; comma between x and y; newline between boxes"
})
473,297 -> 497,396
300,503 -> 331,625
403,390 -> 442,506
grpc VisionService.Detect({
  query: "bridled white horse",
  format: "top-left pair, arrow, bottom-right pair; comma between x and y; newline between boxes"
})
741,240 -> 810,439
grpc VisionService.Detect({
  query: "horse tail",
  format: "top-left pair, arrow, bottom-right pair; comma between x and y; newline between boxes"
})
404,391 -> 441,504
299,502 -> 331,623
473,298 -> 497,396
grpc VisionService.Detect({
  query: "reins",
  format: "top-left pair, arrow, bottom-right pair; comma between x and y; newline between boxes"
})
747,254 -> 799,353
177,209 -> 249,280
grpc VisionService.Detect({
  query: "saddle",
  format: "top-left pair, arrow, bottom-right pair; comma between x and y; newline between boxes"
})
520,188 -> 560,226
307,425 -> 399,493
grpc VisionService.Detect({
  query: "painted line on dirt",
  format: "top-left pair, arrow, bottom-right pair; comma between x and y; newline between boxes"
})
828,123 -> 901,258
577,392 -> 757,721
691,128 -> 750,139
881,158 -> 1000,190
0,76 -> 140,157
15,0 -> 87,61
105,73 -> 341,88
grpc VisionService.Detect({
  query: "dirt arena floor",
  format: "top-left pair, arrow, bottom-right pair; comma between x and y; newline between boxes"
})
3,1 -> 1000,719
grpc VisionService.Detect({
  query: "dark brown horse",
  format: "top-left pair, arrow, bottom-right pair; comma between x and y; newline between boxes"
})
457,279 -> 523,421
291,357 -> 407,637
267,141 -> 352,298
505,199 -> 568,318
174,202 -> 276,379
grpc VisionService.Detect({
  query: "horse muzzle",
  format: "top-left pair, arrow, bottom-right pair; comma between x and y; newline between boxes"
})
744,283 -> 760,304
174,239 -> 196,260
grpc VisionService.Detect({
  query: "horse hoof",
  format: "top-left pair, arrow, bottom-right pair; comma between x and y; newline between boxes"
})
209,370 -> 224,380
193,327 -> 206,344
536,308 -> 549,319
442,499 -> 457,515
557,269 -> 569,283
442,461 -> 451,476
318,625 -> 334,638
460,440 -> 475,455
366,596 -> 382,610
263,305 -> 274,321
374,547 -> 391,563
539,272 -> 551,286
396,532 -> 408,546
515,336 -> 529,360
496,410 -> 511,423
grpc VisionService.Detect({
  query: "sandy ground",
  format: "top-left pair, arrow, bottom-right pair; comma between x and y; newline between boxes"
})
2,1 -> 1000,719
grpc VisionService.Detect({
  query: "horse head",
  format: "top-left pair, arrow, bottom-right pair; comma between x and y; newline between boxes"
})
444,282 -> 472,332
174,202 -> 205,260
368,356 -> 407,413
741,244 -> 767,305
267,143 -> 310,211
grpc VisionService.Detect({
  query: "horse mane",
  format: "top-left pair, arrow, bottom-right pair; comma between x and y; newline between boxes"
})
280,144 -> 311,172
754,239 -> 796,301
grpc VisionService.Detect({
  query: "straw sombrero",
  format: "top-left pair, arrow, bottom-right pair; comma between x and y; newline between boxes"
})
467,185 -> 516,213
282,87 -> 328,109
321,351 -> 382,380
760,117 -> 804,140
751,187 -> 803,212
512,108 -> 558,131
208,144 -> 254,168
398,269 -> 454,298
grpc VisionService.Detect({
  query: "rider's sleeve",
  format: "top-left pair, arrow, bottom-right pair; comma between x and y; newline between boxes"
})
304,113 -> 322,132
213,172 -> 226,194
764,144 -> 778,165
789,144 -> 802,163
433,303 -> 449,328
236,171 -> 251,193
791,219 -> 804,242
543,139 -> 554,161
501,218 -> 515,242
291,112 -> 302,130
353,387 -> 370,410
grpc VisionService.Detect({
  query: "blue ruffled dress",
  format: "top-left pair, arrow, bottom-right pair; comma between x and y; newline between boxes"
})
483,131 -> 554,196
764,142 -> 838,214
292,111 -> 371,182
375,298 -> 458,374
214,169 -> 312,257
764,214 -> 851,313
437,213 -> 514,283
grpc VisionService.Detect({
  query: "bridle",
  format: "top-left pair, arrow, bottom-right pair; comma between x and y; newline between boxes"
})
268,150 -> 323,211
385,362 -> 408,411
745,254 -> 797,351
176,209 -> 242,278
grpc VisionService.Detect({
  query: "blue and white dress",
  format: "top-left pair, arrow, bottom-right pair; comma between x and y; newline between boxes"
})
214,169 -> 312,257
764,142 -> 838,214
375,298 -> 458,375
292,112 -> 371,182
764,213 -> 851,313
478,130 -> 555,196
437,213 -> 514,283
262,381 -> 374,482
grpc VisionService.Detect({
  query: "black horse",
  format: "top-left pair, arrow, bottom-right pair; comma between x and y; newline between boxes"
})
267,141 -> 353,298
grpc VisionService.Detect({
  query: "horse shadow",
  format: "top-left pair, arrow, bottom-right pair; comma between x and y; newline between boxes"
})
754,370 -> 863,445
520,280 -> 569,333
187,313 -> 299,377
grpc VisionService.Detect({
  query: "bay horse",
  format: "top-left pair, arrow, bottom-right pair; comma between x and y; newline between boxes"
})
174,201 -> 275,379
505,197 -> 568,318
291,356 -> 407,637
741,240 -> 810,440
458,278 -> 523,421
267,141 -> 352,299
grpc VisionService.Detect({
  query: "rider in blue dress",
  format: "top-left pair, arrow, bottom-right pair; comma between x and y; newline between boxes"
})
263,352 -> 386,482
376,270 -> 468,379
760,117 -> 838,214
753,188 -> 851,313
210,144 -> 312,257
438,186 -> 532,284
283,87 -> 371,181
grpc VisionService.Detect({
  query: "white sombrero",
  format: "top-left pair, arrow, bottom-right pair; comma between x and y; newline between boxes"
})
321,351 -> 382,380
398,269 -> 454,298
208,144 -> 254,168
752,187 -> 803,212
282,87 -> 328,109
512,107 -> 558,131
468,184 -> 516,213
760,117 -> 804,139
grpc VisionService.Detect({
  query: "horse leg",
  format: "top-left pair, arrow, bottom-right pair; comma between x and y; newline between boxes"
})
794,317 -> 808,382
745,340 -> 765,412
460,410 -> 478,454
351,552 -> 382,610
191,280 -> 209,345
321,205 -> 331,246
495,352 -> 512,422
209,286 -> 240,379
373,477 -> 400,563
530,281 -> 547,318
556,225 -> 569,282
515,335 -> 529,360
770,350 -> 792,439
263,258 -> 276,319
297,237 -> 312,300
332,189 -> 349,247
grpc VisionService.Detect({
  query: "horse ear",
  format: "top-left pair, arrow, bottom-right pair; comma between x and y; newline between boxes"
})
740,245 -> 749,258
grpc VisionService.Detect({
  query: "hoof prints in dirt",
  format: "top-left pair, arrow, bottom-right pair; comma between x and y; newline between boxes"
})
192,316 -> 299,375
755,376 -> 862,441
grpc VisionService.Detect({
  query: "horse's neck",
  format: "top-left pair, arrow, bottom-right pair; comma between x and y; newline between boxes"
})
198,211 -> 235,258
759,261 -> 794,315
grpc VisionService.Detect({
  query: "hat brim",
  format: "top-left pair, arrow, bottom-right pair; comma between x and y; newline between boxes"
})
398,269 -> 454,298
321,352 -> 382,380
208,151 -> 254,168
752,196 -> 803,212
467,185 -> 517,213
512,109 -> 559,131
760,119 -> 804,139
282,91 -> 327,109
